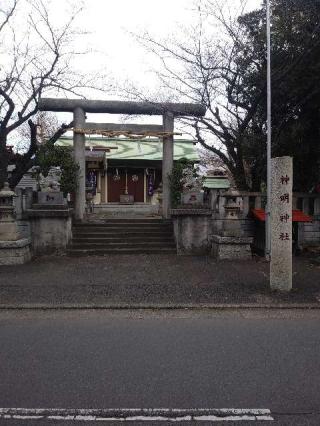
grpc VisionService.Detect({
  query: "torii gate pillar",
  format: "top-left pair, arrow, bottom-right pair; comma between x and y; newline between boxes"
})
162,112 -> 174,219
73,107 -> 86,221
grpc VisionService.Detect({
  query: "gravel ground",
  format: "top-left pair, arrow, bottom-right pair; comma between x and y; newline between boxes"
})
0,254 -> 319,306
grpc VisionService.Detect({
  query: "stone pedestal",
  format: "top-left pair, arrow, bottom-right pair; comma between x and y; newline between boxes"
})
0,238 -> 32,265
221,219 -> 242,237
211,235 -> 253,260
37,191 -> 66,205
26,206 -> 73,254
171,208 -> 212,255
0,183 -> 31,265
0,219 -> 20,241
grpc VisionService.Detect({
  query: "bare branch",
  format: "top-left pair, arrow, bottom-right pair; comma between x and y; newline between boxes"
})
0,88 -> 15,130
0,0 -> 106,187
0,0 -> 18,33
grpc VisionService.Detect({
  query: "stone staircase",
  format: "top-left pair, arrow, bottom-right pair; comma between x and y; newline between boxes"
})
67,219 -> 176,255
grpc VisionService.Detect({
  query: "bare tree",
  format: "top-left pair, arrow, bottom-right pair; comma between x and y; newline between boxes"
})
17,111 -> 61,150
123,0 -> 265,189
0,0 -> 101,188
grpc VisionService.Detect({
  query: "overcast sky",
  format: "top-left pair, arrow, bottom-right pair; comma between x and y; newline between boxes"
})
75,0 -> 262,93
6,0 -> 262,133
57,0 -> 260,127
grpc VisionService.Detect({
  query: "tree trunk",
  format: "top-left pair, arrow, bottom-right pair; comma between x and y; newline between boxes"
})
233,172 -> 249,190
0,134 -> 9,189
232,159 -> 250,190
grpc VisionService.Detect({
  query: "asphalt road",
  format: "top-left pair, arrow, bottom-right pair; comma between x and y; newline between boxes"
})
0,309 -> 319,425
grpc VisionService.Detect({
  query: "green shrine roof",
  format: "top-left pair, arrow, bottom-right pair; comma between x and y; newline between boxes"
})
56,137 -> 199,162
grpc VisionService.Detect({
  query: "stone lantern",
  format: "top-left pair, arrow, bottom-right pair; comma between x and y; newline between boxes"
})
0,182 -> 19,240
223,188 -> 241,220
0,182 -> 31,265
222,188 -> 242,237
211,186 -> 253,259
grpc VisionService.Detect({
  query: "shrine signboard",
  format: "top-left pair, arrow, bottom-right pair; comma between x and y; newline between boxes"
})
270,156 -> 293,291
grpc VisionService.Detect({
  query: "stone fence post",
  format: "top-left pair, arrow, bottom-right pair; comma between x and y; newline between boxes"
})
14,188 -> 23,220
25,188 -> 34,210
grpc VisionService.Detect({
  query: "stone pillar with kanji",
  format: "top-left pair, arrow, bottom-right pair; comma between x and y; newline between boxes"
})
270,156 -> 293,291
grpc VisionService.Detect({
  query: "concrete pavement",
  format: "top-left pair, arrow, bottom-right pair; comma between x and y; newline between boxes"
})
0,309 -> 319,424
0,254 -> 320,307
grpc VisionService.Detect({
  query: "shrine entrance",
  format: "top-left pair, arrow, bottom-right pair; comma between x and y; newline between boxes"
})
107,167 -> 145,203
38,98 -> 205,220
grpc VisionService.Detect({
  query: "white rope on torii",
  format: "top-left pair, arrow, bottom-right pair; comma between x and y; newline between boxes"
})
72,128 -> 182,140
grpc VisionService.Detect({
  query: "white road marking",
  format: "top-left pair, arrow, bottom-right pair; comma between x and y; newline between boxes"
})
12,415 -> 43,420
0,407 -> 274,421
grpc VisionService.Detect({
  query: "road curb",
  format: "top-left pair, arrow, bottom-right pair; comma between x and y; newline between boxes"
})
0,303 -> 319,310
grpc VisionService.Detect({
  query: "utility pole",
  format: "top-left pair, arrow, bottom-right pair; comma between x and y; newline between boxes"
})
265,0 -> 272,259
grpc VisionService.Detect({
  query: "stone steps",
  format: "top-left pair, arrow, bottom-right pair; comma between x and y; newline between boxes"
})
80,219 -> 170,224
73,226 -> 173,232
73,232 -> 174,238
73,237 -> 174,243
91,204 -> 159,215
68,247 -> 177,256
68,219 -> 176,256
71,242 -> 176,249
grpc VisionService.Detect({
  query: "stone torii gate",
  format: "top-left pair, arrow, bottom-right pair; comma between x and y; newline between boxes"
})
38,98 -> 206,221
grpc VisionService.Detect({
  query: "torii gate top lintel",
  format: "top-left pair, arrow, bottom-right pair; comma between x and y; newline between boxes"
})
38,98 -> 206,117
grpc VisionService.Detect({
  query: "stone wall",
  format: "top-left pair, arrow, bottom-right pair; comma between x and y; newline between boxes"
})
171,209 -> 212,255
11,187 -> 320,259
171,190 -> 320,256
298,221 -> 320,247
232,190 -> 320,249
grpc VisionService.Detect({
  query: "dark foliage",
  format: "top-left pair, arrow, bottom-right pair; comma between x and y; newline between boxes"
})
237,0 -> 320,190
34,145 -> 79,196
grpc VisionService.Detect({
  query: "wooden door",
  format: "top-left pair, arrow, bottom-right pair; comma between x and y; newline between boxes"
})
127,169 -> 144,202
107,170 -> 126,202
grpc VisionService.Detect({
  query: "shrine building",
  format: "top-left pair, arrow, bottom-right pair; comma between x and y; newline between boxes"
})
56,136 -> 199,210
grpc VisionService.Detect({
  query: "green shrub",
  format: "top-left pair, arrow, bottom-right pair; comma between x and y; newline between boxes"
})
34,145 -> 79,196
168,158 -> 192,208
